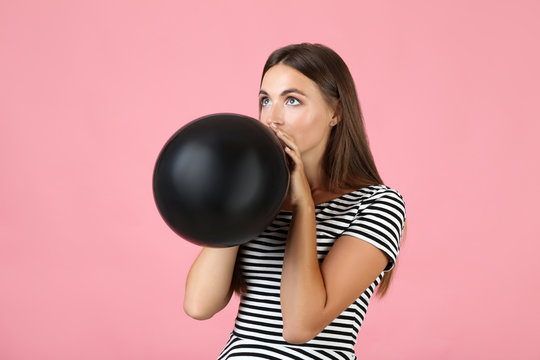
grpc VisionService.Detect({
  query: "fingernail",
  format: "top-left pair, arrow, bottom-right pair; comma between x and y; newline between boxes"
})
271,123 -> 277,129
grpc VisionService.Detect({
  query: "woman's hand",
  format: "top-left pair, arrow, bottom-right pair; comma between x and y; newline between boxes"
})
270,123 -> 313,210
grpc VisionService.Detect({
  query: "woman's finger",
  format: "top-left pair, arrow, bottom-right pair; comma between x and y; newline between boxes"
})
271,126 -> 299,153
286,148 -> 304,170
278,132 -> 299,152
268,124 -> 303,168
278,132 -> 302,163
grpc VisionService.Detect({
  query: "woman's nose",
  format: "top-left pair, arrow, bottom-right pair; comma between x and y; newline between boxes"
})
266,107 -> 283,126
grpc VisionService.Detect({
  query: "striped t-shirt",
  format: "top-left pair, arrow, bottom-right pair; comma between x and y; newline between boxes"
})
218,185 -> 406,359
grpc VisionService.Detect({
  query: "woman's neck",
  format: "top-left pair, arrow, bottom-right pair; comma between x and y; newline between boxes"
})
301,151 -> 327,190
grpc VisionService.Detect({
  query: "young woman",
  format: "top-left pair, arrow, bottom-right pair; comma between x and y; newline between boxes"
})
184,43 -> 406,360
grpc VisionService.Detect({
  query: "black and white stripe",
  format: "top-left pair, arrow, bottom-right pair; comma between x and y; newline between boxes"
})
218,185 -> 406,359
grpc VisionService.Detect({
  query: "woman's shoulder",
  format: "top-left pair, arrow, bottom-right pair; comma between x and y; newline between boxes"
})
348,184 -> 404,202
310,185 -> 405,215
344,185 -> 406,215
313,184 -> 403,214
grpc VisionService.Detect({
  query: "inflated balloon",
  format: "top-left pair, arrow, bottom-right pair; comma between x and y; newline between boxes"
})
153,113 -> 290,247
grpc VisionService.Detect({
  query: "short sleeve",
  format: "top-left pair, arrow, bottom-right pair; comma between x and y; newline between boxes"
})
342,189 -> 406,272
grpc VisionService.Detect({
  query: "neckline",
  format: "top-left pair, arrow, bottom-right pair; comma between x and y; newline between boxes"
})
279,185 -> 383,213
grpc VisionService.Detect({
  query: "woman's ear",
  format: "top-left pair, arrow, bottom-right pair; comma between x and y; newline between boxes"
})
331,100 -> 343,125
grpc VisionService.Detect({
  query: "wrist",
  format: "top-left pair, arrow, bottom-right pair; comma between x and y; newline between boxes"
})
291,198 -> 315,213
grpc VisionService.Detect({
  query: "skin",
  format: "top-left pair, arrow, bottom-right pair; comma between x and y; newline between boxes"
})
258,63 -> 340,206
184,64 -> 389,344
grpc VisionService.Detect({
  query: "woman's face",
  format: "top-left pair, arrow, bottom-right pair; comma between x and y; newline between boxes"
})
259,64 -> 336,163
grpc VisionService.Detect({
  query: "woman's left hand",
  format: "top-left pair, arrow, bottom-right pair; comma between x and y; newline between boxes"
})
270,124 -> 314,210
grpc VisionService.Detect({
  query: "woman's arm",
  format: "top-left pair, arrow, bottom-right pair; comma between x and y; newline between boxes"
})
183,246 -> 239,320
281,208 -> 388,343
274,127 -> 389,344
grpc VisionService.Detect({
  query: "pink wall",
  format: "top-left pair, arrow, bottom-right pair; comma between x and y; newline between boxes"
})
1,1 -> 539,359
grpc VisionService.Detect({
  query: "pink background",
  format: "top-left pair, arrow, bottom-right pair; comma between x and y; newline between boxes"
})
1,1 -> 539,359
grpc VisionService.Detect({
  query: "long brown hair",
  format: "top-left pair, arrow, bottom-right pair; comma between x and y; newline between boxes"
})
232,43 -> 403,297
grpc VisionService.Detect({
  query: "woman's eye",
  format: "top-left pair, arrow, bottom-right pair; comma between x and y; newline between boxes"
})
260,97 -> 271,106
286,97 -> 300,106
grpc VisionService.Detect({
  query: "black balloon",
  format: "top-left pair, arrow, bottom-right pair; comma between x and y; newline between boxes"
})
153,113 -> 290,247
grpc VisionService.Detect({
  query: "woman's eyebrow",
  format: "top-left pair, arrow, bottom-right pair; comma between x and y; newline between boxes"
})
258,88 -> 308,97
282,88 -> 307,97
